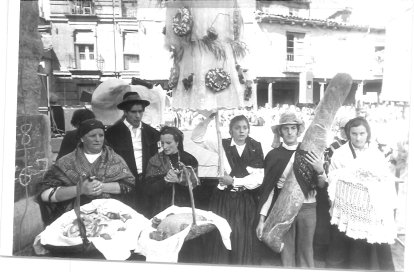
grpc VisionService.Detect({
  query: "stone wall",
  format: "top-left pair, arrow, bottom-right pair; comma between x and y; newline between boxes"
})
17,0 -> 43,115
13,0 -> 52,254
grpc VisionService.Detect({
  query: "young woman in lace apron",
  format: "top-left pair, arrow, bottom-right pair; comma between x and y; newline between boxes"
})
326,117 -> 397,271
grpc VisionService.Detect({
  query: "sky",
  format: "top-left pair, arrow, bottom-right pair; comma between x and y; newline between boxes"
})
309,0 -> 414,27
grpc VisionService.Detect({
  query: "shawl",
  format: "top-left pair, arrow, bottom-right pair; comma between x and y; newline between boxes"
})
257,144 -> 296,214
145,151 -> 199,188
38,145 -> 135,225
293,149 -> 318,199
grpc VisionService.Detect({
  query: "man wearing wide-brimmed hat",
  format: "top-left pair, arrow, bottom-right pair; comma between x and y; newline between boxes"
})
106,92 -> 160,216
256,112 -> 326,268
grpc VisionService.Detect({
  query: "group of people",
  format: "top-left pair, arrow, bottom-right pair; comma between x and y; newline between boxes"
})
36,91 -> 399,270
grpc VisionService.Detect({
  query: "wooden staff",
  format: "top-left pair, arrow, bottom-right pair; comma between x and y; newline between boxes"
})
215,110 -> 224,177
184,167 -> 197,226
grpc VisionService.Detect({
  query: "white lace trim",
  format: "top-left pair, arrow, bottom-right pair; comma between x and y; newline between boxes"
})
328,167 -> 397,244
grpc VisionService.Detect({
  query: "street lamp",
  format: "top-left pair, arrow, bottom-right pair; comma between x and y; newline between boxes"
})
96,54 -> 105,71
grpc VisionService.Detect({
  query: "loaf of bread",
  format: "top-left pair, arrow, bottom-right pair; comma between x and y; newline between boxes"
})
149,213 -> 207,241
261,73 -> 353,253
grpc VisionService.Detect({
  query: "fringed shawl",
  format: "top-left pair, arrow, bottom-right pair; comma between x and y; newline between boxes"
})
38,145 -> 135,225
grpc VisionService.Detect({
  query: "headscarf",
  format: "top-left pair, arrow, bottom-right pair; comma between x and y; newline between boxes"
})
77,119 -> 105,138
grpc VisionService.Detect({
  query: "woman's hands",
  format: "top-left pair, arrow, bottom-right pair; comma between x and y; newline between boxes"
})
164,169 -> 180,183
81,177 -> 103,196
218,172 -> 234,186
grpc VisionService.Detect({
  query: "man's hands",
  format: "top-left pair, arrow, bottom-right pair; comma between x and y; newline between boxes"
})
256,215 -> 266,241
305,151 -> 324,175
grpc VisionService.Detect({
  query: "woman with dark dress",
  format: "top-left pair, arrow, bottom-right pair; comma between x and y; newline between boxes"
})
192,114 -> 264,265
144,126 -> 202,263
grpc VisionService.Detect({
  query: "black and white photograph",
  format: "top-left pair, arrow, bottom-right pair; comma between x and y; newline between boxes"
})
1,0 -> 413,274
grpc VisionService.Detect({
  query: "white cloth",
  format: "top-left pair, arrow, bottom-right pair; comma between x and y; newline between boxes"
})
328,141 -> 397,244
124,119 -> 143,174
39,199 -> 150,260
135,206 -> 232,263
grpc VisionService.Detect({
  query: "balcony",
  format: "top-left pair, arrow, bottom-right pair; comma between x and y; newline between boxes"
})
68,0 -> 95,16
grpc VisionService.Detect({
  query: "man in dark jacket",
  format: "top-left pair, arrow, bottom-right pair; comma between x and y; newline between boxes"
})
106,92 -> 160,217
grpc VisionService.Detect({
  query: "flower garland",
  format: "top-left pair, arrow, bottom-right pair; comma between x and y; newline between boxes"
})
205,68 -> 231,93
172,7 -> 193,37
168,65 -> 180,90
182,73 -> 194,91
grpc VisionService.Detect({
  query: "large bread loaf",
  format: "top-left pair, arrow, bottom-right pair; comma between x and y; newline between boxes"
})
261,73 -> 353,253
149,213 -> 207,241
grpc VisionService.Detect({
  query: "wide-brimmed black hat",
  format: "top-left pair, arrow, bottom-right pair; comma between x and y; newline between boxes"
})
117,92 -> 150,110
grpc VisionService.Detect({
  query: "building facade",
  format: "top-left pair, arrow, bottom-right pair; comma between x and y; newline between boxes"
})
38,0 -> 171,107
250,0 -> 385,108
38,0 -> 386,109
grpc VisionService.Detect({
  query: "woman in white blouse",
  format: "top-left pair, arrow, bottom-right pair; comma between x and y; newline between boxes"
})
326,117 -> 397,271
191,113 -> 264,265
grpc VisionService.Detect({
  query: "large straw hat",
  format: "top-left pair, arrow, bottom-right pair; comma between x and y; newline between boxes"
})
271,112 -> 305,136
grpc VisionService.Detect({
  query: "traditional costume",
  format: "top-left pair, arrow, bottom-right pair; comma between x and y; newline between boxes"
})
38,145 -> 135,226
326,141 -> 397,270
192,118 -> 264,265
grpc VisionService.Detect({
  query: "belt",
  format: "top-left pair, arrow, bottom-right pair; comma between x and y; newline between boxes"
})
228,186 -> 247,193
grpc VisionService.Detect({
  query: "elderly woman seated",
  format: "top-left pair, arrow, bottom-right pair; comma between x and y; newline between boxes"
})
38,119 -> 135,225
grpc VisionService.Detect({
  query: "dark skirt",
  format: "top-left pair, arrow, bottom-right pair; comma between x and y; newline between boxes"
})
205,188 -> 259,265
325,225 -> 395,271
313,186 -> 332,260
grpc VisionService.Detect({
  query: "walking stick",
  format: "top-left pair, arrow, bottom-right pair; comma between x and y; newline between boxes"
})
215,111 -> 224,177
183,167 -> 197,225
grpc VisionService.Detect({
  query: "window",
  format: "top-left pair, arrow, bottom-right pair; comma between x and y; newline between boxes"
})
124,54 -> 140,71
123,31 -> 140,70
75,44 -> 95,69
286,33 -> 295,61
286,32 -> 305,62
70,0 -> 95,15
122,0 -> 137,18
79,45 -> 94,60
374,46 -> 385,75
74,31 -> 95,69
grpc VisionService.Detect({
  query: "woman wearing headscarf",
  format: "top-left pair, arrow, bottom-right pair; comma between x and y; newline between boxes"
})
144,126 -> 198,217
325,117 -> 397,271
56,108 -> 95,160
144,126 -> 200,263
38,119 -> 135,226
191,113 -> 264,265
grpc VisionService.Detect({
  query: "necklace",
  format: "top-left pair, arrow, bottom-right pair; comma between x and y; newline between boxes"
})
168,152 -> 181,172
